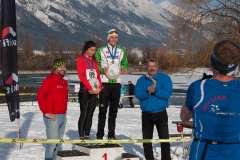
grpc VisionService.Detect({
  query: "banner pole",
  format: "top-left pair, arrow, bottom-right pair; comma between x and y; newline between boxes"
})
18,118 -> 21,149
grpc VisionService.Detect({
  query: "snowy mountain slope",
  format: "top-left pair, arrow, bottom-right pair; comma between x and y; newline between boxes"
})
159,1 -> 183,16
15,0 -> 177,48
159,1 -> 212,24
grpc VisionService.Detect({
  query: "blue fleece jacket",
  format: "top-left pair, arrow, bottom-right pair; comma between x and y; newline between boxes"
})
135,72 -> 172,113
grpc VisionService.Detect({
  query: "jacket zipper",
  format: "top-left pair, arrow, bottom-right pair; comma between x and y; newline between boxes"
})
52,103 -> 54,112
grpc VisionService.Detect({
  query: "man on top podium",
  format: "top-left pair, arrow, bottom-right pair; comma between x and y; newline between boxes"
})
95,29 -> 128,140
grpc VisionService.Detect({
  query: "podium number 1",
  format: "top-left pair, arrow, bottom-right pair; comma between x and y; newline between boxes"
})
102,153 -> 107,160
102,153 -> 131,160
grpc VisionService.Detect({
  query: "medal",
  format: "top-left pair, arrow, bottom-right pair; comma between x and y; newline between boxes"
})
107,44 -> 117,64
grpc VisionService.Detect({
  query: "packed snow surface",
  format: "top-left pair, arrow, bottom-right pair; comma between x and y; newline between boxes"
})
0,104 -> 191,160
0,70 -> 219,159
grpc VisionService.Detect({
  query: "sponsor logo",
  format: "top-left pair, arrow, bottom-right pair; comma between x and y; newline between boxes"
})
5,73 -> 18,84
1,26 -> 17,47
4,73 -> 19,94
208,105 -> 220,112
200,96 -> 226,111
106,51 -> 109,54
107,56 -> 119,59
2,26 -> 16,38
57,86 -> 63,88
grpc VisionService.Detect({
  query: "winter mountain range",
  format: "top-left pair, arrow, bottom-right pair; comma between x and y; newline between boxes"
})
15,0 -> 177,49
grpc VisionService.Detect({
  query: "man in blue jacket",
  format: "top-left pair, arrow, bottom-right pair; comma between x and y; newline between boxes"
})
135,58 -> 172,160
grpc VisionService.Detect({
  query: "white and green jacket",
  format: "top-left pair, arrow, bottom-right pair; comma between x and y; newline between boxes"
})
95,44 -> 128,83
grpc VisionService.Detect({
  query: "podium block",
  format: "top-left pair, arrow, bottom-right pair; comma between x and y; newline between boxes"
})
75,144 -> 122,160
122,153 -> 139,160
56,150 -> 89,160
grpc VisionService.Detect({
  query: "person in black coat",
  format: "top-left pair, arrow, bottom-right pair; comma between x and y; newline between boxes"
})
128,81 -> 135,107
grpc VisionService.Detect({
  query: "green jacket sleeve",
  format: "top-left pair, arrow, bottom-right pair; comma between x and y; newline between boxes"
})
121,49 -> 128,70
95,48 -> 104,74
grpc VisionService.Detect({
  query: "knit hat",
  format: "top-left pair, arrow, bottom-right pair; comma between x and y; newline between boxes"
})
53,59 -> 66,70
107,29 -> 118,41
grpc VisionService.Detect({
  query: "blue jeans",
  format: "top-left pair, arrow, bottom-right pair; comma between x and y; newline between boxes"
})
43,114 -> 67,160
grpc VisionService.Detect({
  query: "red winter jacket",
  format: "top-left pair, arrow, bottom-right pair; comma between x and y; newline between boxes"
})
37,71 -> 69,114
76,54 -> 102,91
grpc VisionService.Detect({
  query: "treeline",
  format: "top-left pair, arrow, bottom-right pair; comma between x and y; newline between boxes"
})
157,0 -> 240,73
0,31 -> 184,73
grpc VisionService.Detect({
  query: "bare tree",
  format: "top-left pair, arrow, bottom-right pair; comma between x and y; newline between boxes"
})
140,44 -> 152,63
17,31 -> 25,50
44,36 -> 62,56
125,48 -> 138,65
23,32 -> 33,57
157,48 -> 167,70
70,42 -> 81,57
32,39 -> 39,51
160,0 -> 240,71
57,41 -> 65,58
88,33 -> 107,49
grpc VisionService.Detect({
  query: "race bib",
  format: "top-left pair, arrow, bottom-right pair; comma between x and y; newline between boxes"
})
86,69 -> 97,80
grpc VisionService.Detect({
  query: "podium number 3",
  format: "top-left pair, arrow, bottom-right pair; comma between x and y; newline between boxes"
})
102,153 -> 131,160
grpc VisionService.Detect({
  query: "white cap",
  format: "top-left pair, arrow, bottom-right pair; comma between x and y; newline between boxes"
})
107,29 -> 118,41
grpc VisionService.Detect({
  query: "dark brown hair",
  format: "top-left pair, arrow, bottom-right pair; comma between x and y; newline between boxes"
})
213,40 -> 240,64
82,40 -> 97,63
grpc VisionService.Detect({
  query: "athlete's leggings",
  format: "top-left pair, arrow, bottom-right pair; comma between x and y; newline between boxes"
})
96,83 -> 121,138
78,90 -> 97,137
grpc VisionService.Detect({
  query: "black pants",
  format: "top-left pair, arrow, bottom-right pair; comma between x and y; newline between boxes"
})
96,83 -> 121,138
129,97 -> 134,107
78,90 -> 97,137
142,110 -> 171,160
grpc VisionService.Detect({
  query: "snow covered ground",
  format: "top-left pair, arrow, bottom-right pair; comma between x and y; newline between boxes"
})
1,70 -> 215,160
0,103 -> 192,160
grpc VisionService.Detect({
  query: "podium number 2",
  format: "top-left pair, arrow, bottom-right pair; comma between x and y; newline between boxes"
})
102,153 -> 107,160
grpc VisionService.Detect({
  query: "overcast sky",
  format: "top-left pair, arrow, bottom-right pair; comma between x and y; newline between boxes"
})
153,0 -> 175,4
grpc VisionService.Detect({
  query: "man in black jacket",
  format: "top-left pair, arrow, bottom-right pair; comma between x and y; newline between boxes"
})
128,81 -> 135,108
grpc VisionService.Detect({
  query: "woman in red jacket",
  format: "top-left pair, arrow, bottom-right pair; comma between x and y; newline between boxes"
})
77,40 -> 102,143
